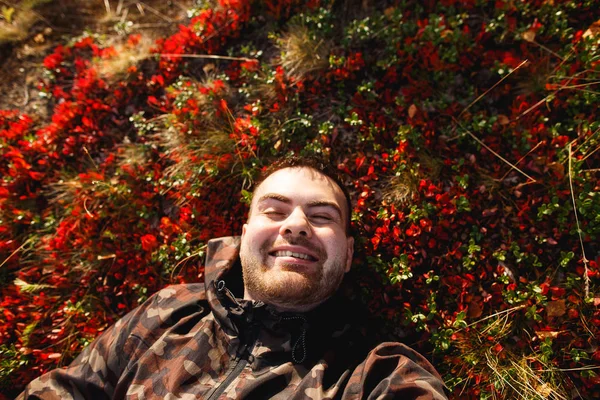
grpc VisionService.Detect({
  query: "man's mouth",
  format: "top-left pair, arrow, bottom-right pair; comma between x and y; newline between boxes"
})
269,250 -> 318,262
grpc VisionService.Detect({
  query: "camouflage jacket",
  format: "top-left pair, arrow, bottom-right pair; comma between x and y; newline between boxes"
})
19,236 -> 448,399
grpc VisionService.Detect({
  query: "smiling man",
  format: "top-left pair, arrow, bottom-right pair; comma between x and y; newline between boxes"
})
20,156 -> 448,399
240,166 -> 353,312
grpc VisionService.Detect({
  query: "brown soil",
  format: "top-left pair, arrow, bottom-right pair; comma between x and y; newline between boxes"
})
0,0 -> 194,114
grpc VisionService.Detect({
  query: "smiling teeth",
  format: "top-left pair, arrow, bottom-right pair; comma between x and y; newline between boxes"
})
273,251 -> 312,260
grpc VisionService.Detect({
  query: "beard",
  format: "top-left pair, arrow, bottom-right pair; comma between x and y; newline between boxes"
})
240,237 -> 347,311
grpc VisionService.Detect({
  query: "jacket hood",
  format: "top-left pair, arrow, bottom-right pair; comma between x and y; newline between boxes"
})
204,236 -> 243,337
205,236 -> 242,290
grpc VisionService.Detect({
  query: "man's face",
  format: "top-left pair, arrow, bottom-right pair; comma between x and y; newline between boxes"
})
240,167 -> 354,312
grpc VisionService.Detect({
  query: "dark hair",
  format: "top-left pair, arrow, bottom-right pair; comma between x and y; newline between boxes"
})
252,155 -> 353,235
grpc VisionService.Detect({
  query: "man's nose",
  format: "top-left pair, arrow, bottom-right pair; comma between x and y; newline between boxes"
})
279,207 -> 312,238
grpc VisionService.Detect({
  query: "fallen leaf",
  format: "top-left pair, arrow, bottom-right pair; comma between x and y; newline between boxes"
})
482,207 -> 498,217
547,162 -> 565,179
536,331 -> 560,339
523,30 -> 536,42
583,19 -> 600,39
546,300 -> 566,317
408,104 -> 417,119
384,7 -> 396,17
440,29 -> 453,39
467,300 -> 483,318
497,114 -> 510,125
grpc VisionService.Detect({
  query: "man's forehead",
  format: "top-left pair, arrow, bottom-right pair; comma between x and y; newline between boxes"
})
254,167 -> 342,198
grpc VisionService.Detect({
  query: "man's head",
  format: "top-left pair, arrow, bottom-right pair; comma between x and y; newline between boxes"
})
239,157 -> 354,312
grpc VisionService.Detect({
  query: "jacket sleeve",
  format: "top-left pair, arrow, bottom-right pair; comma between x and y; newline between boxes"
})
17,285 -> 200,400
344,342 -> 449,400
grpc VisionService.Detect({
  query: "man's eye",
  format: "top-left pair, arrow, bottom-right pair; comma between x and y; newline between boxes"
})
264,210 -> 285,217
311,214 -> 332,222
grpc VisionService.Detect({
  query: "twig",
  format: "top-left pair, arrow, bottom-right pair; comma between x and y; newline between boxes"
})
83,146 -> 98,171
500,141 -> 544,181
19,83 -> 29,107
0,238 -> 32,269
580,144 -> 599,163
568,143 -> 590,299
116,0 -> 124,16
527,39 -> 564,61
459,59 -> 529,119
130,22 -> 173,29
553,81 -> 600,90
137,2 -> 174,23
169,248 -> 205,282
515,94 -> 554,120
157,53 -> 258,62
538,365 -> 600,373
453,118 -> 537,183
83,198 -> 94,218
549,74 -> 600,81
569,88 -> 600,96
120,7 -> 128,24
516,76 -> 599,122
103,0 -> 111,14
463,304 -> 527,329
573,125 -> 600,155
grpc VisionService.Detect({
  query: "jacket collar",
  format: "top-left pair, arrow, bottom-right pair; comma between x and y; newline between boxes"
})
205,236 -> 241,286
204,236 -> 243,336
203,236 -> 367,365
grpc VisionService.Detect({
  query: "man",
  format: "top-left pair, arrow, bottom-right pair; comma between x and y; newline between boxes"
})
20,156 -> 448,399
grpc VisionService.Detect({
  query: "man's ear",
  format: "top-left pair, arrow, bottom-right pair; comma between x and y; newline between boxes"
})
242,224 -> 247,239
344,236 -> 354,273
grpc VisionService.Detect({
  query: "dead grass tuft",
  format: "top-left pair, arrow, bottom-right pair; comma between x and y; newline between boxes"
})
146,112 -> 233,181
382,172 -> 418,207
0,7 -> 38,43
418,151 -> 444,181
0,0 -> 53,43
277,23 -> 330,79
115,141 -> 149,169
45,177 -> 83,206
96,35 -> 153,79
451,310 -> 572,400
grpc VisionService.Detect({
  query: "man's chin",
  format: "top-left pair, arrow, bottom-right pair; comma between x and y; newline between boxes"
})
267,255 -> 320,271
263,268 -> 316,284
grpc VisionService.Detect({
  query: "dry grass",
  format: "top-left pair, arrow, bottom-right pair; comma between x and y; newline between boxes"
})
451,310 -> 572,400
146,112 -> 233,181
45,171 -> 117,211
418,151 -> 444,181
45,177 -> 84,206
381,172 -> 418,207
277,23 -> 330,79
115,141 -> 149,168
96,34 -> 153,79
0,4 -> 40,43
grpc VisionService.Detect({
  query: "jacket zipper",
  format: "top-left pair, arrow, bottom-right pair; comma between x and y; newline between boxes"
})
206,352 -> 250,400
207,284 -> 259,400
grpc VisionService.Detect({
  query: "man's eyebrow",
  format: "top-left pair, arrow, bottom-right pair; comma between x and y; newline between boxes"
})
256,193 -> 291,204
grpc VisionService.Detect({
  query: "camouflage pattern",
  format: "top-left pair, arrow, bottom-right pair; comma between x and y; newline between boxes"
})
19,236 -> 448,399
